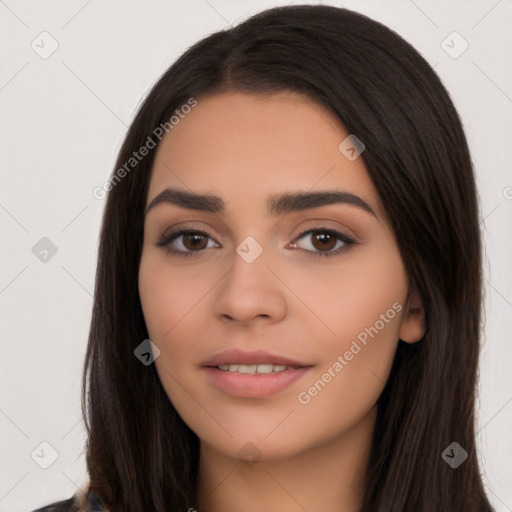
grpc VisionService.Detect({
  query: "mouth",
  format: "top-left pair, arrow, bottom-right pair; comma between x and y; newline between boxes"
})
201,349 -> 313,398
214,363 -> 300,374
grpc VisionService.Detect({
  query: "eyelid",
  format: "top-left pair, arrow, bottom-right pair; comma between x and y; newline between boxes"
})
292,217 -> 360,241
288,219 -> 357,242
158,217 -> 357,241
158,224 -> 218,243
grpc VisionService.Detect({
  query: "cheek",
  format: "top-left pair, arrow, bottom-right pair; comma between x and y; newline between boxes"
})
294,300 -> 404,443
138,255 -> 200,410
285,242 -> 407,352
292,245 -> 407,408
138,251 -> 217,403
138,251 -> 210,341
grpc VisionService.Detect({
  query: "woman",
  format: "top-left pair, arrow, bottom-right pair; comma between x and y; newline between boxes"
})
32,4 -> 494,511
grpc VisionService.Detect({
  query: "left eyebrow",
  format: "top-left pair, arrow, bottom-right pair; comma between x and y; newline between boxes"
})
144,187 -> 377,218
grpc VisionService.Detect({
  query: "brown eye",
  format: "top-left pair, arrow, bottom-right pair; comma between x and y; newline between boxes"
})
156,229 -> 219,257
309,231 -> 338,251
181,232 -> 209,251
292,228 -> 355,258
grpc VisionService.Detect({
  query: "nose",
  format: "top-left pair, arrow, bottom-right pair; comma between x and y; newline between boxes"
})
212,245 -> 288,327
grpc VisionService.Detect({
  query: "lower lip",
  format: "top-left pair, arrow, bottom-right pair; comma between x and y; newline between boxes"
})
203,366 -> 312,398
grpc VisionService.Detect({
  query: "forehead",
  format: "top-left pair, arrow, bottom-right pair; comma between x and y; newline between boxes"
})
146,91 -> 382,218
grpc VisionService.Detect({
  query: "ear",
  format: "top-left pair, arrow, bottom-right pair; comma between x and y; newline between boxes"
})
398,287 -> 425,344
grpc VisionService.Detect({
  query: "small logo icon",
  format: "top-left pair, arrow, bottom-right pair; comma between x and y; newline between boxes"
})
236,236 -> 263,263
237,442 -> 262,468
31,31 -> 59,59
134,339 -> 161,365
441,31 -> 469,59
32,237 -> 58,263
338,134 -> 365,161
441,441 -> 468,468
31,441 -> 59,469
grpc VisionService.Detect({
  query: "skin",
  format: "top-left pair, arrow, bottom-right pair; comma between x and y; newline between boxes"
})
138,90 -> 425,512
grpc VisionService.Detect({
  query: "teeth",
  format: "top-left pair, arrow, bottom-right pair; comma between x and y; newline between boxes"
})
217,363 -> 290,374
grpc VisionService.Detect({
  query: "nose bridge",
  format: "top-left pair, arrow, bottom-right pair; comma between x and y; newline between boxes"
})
213,234 -> 287,323
226,236 -> 272,296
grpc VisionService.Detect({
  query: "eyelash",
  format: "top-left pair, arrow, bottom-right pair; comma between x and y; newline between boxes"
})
156,227 -> 356,259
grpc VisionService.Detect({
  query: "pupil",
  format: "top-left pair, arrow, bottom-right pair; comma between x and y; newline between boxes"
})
318,233 -> 329,243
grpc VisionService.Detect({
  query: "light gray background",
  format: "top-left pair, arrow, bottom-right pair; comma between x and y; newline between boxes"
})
1,1 -> 511,511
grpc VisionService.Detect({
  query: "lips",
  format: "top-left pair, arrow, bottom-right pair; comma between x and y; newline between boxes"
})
201,348 -> 309,368
201,348 -> 313,398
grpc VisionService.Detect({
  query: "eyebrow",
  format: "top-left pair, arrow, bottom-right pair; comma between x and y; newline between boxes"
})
144,187 -> 376,218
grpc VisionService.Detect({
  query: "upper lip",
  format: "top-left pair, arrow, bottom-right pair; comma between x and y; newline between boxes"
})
201,348 -> 311,368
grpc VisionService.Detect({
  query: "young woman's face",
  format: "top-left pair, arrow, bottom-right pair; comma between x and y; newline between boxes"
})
138,91 -> 423,462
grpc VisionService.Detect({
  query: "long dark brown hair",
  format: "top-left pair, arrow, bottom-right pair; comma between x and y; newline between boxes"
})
82,4 -> 494,511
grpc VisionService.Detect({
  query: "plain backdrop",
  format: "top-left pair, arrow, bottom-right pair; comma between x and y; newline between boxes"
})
1,1 -> 511,511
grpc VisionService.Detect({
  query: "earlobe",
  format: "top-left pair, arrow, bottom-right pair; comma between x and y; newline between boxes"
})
398,288 -> 425,344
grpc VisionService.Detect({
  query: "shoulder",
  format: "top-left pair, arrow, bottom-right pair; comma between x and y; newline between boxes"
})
29,495 -> 78,512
